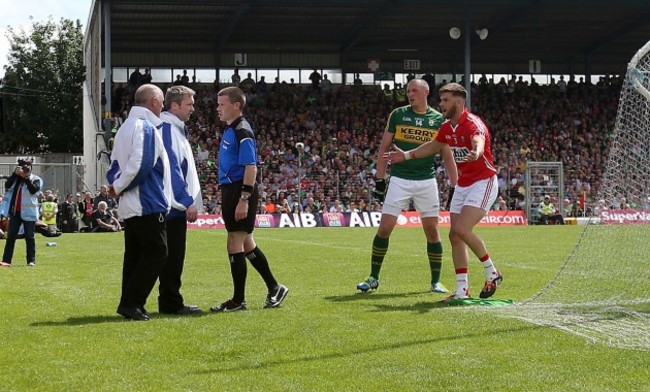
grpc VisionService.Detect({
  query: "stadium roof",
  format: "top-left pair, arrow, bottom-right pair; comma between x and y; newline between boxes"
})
102,0 -> 650,75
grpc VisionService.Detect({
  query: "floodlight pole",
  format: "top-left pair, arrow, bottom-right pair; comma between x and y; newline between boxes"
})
104,0 -> 112,114
464,8 -> 472,110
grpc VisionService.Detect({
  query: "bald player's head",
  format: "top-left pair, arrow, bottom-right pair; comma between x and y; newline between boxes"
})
407,78 -> 429,91
134,84 -> 164,117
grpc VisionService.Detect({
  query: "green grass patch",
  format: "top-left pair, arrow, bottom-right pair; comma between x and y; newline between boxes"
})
0,226 -> 648,391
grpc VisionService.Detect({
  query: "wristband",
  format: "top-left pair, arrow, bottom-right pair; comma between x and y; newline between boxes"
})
241,184 -> 254,193
404,150 -> 417,160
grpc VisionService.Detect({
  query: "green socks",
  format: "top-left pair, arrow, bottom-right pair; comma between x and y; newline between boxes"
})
370,235 -> 389,279
428,242 -> 443,285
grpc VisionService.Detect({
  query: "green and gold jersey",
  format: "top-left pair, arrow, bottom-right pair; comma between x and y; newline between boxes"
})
386,105 -> 444,180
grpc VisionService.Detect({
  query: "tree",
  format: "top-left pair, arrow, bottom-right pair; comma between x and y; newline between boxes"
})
0,17 -> 84,153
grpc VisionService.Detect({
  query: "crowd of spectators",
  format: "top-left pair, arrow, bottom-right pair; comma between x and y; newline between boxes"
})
109,71 -> 627,216
0,186 -> 121,238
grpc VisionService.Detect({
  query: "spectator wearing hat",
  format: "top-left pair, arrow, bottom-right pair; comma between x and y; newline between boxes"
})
538,195 -> 564,225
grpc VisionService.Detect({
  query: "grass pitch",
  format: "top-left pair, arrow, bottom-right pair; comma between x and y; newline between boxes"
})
1,226 -> 648,391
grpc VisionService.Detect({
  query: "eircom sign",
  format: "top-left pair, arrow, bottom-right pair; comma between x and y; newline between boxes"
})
396,211 -> 527,227
188,211 -> 527,229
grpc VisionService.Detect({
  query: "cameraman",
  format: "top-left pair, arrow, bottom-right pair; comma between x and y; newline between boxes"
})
0,159 -> 43,267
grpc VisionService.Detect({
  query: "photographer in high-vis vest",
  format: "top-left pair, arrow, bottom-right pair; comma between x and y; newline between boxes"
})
0,158 -> 43,267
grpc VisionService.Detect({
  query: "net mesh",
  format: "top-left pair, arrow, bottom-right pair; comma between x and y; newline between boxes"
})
503,41 -> 650,351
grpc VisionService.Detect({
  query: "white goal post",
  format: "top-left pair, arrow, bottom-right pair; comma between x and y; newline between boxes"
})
629,40 -> 650,101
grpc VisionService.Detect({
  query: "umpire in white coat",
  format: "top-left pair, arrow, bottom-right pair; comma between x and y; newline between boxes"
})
157,85 -> 203,315
107,84 -> 172,321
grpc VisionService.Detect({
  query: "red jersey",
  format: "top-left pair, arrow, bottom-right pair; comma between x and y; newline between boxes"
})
435,108 -> 497,187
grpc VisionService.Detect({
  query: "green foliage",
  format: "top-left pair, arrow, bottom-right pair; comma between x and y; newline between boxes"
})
0,17 -> 84,153
0,226 -> 648,391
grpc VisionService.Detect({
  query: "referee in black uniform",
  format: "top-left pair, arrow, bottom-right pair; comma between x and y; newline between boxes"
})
210,87 -> 288,312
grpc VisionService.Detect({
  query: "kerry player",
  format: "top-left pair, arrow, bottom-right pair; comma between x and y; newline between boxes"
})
357,78 -> 457,293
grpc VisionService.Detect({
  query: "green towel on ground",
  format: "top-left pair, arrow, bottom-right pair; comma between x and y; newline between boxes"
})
446,298 -> 515,307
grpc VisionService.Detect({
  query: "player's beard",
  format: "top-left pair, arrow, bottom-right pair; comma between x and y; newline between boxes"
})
444,105 -> 457,119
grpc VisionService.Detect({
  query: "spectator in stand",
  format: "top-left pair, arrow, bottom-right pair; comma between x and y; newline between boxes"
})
563,198 -> 573,217
128,68 -> 142,92
40,194 -> 58,233
422,72 -> 435,91
256,76 -> 268,95
240,73 -> 256,92
94,185 -> 117,217
406,72 -> 416,83
309,69 -> 322,90
329,199 -> 343,213
265,198 -> 276,214
204,193 -> 219,214
92,201 -> 121,232
231,69 -> 241,86
60,193 -> 79,233
141,68 -> 152,85
320,74 -> 333,94
538,195 -> 565,225
492,196 -> 508,211
180,70 -> 190,86
78,191 -> 94,232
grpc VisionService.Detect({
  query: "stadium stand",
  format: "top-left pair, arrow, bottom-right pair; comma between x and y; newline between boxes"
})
110,75 -> 622,216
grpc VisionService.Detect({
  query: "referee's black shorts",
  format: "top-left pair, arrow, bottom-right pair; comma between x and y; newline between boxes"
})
220,182 -> 258,233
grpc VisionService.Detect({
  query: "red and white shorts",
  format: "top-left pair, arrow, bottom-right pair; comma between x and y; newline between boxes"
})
449,175 -> 498,214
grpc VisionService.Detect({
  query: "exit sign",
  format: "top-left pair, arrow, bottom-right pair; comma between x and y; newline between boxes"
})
404,59 -> 420,70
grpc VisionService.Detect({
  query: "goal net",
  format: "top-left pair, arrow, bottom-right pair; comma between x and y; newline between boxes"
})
505,40 -> 650,351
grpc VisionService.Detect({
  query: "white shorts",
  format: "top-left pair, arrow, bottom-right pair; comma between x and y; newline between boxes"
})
449,175 -> 498,214
382,177 -> 439,218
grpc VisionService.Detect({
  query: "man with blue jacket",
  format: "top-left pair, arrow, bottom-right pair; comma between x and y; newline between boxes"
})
107,84 -> 172,321
0,158 -> 42,267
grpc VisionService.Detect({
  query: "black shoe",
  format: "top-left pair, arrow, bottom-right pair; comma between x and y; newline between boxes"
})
210,299 -> 247,312
160,305 -> 203,315
264,284 -> 289,308
479,272 -> 503,299
117,306 -> 150,321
